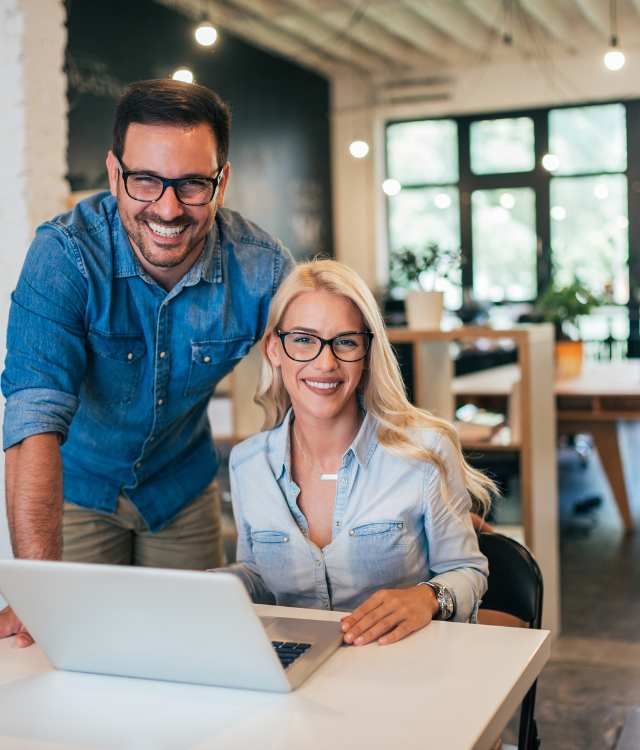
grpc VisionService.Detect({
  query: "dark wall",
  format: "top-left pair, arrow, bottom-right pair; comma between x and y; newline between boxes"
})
66,0 -> 333,259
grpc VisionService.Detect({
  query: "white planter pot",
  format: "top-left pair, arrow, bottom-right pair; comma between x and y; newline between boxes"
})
405,290 -> 444,330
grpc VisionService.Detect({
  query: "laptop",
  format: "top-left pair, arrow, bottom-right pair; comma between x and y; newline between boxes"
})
0,559 -> 343,692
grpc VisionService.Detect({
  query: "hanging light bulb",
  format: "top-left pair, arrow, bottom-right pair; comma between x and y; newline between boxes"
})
382,179 -> 401,196
604,0 -> 625,71
172,68 -> 194,84
349,140 -> 369,159
195,21 -> 218,47
604,42 -> 625,71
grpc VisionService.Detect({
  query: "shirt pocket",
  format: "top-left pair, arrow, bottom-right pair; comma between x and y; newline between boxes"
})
184,337 -> 254,397
250,529 -> 297,591
86,330 -> 146,407
347,520 -> 412,588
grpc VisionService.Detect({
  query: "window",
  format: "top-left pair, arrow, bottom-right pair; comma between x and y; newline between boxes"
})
548,104 -> 626,175
472,188 -> 537,302
386,120 -> 461,309
548,104 -> 628,304
385,102 -> 635,350
470,117 -> 535,175
386,120 -> 458,184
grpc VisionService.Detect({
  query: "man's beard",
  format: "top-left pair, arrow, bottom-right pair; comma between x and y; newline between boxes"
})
123,210 -> 209,269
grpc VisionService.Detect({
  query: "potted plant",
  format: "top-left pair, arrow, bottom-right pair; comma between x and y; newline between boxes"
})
534,278 -> 602,378
389,243 -> 460,329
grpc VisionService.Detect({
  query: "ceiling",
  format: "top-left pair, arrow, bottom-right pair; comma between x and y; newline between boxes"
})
160,0 -> 640,86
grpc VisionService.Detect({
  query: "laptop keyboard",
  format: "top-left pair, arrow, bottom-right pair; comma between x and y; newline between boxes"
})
271,641 -> 312,669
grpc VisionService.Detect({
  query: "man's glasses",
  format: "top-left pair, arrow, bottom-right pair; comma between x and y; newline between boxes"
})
117,158 -> 224,206
277,330 -> 373,363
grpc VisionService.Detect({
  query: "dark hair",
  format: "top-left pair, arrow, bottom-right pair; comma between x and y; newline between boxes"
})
112,79 -> 231,168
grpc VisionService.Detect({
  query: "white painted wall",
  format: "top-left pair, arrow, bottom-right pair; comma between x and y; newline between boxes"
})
331,49 -> 640,287
0,0 -> 68,563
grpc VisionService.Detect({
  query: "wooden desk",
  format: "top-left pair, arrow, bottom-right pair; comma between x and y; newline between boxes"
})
454,361 -> 640,532
0,604 -> 550,750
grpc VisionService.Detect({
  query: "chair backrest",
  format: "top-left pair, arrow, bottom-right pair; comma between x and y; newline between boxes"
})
477,532 -> 543,629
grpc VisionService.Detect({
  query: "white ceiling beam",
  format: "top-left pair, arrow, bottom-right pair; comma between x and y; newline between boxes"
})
155,0 -> 348,77
225,0 -> 395,73
363,3 -> 473,66
574,0 -> 609,35
284,0 -> 438,72
518,0 -> 583,44
402,0 -> 497,53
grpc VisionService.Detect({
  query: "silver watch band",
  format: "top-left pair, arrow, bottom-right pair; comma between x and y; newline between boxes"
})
420,581 -> 456,620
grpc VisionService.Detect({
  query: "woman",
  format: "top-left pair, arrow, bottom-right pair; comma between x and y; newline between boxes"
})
227,259 -> 495,646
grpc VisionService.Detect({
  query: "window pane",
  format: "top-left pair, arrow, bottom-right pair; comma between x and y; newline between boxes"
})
387,120 -> 458,185
549,104 -> 627,175
550,175 -> 628,304
472,188 -> 537,302
388,187 -> 461,309
470,117 -> 535,174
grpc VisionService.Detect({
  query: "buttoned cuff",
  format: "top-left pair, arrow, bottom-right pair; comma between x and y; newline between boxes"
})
3,388 -> 79,450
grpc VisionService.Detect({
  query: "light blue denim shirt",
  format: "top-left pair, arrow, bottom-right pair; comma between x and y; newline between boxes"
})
227,410 -> 488,621
1,192 -> 293,531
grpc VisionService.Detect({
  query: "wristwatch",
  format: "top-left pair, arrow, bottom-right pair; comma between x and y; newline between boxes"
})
421,581 -> 455,621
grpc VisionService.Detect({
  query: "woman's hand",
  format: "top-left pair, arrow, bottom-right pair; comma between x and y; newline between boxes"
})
0,606 -> 33,648
340,585 -> 439,646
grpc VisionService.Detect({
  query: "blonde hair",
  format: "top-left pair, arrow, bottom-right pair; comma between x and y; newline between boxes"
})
256,259 -> 496,515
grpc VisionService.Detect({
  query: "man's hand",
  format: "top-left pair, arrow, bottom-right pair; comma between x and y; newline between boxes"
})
0,606 -> 33,648
340,586 -> 439,646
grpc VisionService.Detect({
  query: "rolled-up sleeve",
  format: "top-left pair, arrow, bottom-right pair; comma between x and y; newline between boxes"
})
2,225 -> 88,450
423,434 -> 489,622
223,453 -> 275,604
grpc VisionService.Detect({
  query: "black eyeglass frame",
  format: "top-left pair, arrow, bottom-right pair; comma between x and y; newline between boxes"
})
116,157 -> 225,206
276,330 -> 374,363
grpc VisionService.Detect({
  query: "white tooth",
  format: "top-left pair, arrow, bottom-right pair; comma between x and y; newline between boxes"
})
307,380 -> 339,390
148,222 -> 185,237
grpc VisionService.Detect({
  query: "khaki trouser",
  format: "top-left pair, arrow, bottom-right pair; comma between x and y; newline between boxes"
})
62,480 -> 224,570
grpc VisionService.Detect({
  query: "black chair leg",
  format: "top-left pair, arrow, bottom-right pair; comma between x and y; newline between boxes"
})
518,683 -> 539,750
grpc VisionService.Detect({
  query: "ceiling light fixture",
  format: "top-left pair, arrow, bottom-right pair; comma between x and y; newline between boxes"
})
604,0 -> 625,71
382,179 -> 401,197
195,21 -> 218,47
542,153 -> 559,172
172,68 -> 194,84
349,140 -> 370,159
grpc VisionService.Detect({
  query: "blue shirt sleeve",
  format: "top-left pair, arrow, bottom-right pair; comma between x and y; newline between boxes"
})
2,224 -> 88,450
422,433 -> 489,622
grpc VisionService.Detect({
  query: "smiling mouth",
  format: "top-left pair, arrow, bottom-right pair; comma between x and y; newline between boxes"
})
145,220 -> 189,239
303,379 -> 342,392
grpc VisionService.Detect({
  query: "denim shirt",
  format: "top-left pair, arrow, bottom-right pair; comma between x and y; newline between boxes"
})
1,192 -> 293,531
227,410 -> 488,621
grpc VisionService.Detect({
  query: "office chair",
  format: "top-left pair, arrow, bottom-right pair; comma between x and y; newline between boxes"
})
477,532 -> 544,750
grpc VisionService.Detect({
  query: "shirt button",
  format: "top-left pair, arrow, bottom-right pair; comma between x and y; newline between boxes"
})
149,437 -> 155,442
349,530 -> 355,536
135,462 -> 141,469
157,398 -> 164,406
203,355 -> 211,363
127,352 -> 133,361
159,351 -> 166,359
283,536 -> 289,542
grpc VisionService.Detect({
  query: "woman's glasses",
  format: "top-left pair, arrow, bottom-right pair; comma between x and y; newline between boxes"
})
277,330 -> 373,362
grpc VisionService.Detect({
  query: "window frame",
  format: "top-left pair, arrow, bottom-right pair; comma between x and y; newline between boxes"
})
385,99 -> 640,352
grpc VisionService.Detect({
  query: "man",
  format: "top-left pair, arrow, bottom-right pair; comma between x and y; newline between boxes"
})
0,79 -> 294,646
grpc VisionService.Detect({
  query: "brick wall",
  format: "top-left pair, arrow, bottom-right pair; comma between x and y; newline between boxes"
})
0,0 -> 68,559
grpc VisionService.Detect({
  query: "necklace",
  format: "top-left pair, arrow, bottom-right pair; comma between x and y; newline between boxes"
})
292,419 -> 361,482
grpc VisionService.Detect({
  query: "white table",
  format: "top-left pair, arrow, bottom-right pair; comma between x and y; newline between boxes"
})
0,604 -> 550,750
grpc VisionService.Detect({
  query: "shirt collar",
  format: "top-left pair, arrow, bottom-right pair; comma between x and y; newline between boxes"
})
266,407 -> 379,479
